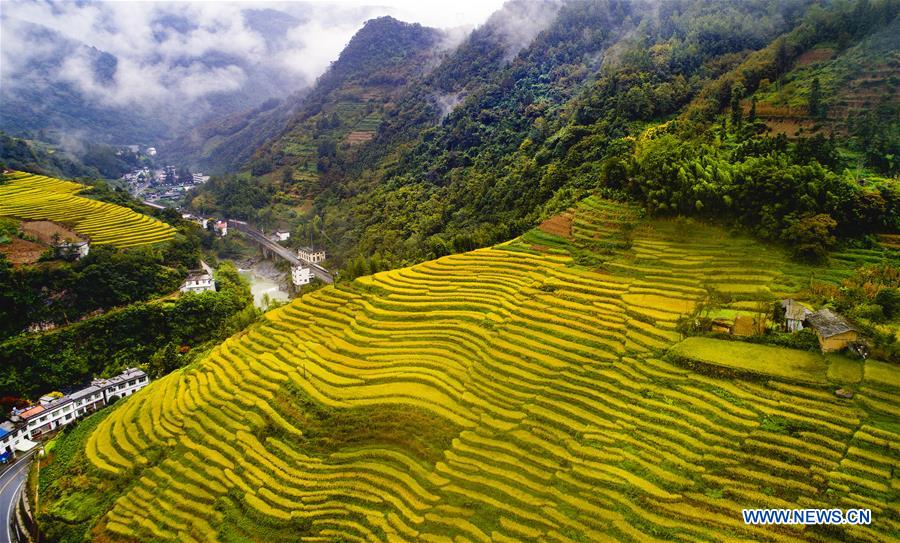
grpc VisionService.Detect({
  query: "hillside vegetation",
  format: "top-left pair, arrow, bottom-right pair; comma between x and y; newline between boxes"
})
189,0 -> 899,274
39,197 -> 900,542
0,171 -> 175,248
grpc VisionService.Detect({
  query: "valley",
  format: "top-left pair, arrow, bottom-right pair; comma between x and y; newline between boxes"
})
1,0 -> 898,541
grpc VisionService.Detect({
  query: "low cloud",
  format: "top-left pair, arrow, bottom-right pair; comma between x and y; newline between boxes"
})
2,2 -> 285,109
486,0 -> 562,61
1,1 -> 508,110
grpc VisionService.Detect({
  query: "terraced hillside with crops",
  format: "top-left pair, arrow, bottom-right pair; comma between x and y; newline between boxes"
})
47,197 -> 900,542
0,170 -> 175,248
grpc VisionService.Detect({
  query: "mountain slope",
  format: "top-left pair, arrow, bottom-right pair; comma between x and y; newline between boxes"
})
189,0 -> 900,272
39,196 -> 900,541
248,16 -> 445,182
161,93 -> 307,174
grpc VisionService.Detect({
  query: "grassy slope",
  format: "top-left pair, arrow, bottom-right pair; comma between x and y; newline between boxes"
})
752,17 -> 900,135
40,196 -> 900,542
670,337 -> 831,384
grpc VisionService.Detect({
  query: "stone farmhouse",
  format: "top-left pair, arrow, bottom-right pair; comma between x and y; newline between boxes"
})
805,308 -> 859,352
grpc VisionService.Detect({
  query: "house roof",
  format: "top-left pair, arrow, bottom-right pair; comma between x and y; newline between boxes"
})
69,385 -> 102,401
185,271 -> 211,282
18,405 -> 45,419
92,367 -> 147,390
781,299 -> 812,321
806,308 -> 857,338
43,397 -> 73,414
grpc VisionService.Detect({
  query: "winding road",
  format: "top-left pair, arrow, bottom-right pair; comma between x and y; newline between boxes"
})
0,450 -> 36,543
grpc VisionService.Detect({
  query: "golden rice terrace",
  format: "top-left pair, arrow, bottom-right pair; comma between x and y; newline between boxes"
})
0,170 -> 175,248
45,198 -> 900,542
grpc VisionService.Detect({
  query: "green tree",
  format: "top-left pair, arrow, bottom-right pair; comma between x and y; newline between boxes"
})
148,343 -> 180,378
875,288 -> 900,320
808,77 -> 822,118
775,38 -> 790,78
730,83 -> 745,131
784,213 -> 837,262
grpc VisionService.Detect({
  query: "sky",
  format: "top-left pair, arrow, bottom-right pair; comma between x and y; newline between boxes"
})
0,0 -> 508,111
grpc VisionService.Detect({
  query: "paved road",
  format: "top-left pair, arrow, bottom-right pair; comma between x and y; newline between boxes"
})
0,450 -> 37,543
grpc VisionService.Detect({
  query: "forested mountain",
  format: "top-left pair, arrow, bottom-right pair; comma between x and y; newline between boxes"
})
185,15 -> 447,219
160,93 -> 305,174
247,16 -> 445,180
0,132 -> 143,179
187,0 -> 898,276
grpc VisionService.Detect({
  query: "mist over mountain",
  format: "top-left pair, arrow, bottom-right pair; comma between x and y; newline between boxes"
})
0,1 -> 501,148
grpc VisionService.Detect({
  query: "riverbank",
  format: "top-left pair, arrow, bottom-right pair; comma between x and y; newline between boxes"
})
232,258 -> 290,309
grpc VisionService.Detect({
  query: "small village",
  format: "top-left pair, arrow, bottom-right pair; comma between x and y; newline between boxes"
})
122,164 -> 210,206
0,368 -> 150,463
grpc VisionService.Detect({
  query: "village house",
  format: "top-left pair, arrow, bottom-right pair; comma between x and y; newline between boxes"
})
292,265 -> 311,286
57,240 -> 90,259
274,230 -> 291,242
781,299 -> 812,332
92,367 -> 150,403
0,422 -> 28,463
180,270 -> 215,293
298,246 -> 326,264
214,220 -> 228,236
2,368 -> 150,460
805,308 -> 860,352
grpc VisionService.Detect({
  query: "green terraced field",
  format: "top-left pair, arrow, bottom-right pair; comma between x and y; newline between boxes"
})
44,197 -> 900,542
0,171 -> 175,248
670,337 -> 829,383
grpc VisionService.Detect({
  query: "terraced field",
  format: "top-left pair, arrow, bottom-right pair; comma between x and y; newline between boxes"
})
51,197 -> 900,542
0,171 -> 175,248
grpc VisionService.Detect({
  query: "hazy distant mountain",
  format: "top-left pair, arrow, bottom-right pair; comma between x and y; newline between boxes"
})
0,3 -> 378,149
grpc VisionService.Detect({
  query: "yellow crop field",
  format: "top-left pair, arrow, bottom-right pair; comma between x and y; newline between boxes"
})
43,197 -> 900,542
0,170 -> 175,248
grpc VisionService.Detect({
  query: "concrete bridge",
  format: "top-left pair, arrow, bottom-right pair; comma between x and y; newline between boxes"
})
141,202 -> 335,284
230,221 -> 334,284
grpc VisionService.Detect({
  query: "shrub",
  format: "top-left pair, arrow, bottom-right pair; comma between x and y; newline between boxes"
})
849,303 -> 885,323
874,288 -> 900,319
784,213 -> 837,263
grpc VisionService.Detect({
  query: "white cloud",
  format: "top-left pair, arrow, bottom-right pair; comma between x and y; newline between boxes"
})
0,0 -> 507,116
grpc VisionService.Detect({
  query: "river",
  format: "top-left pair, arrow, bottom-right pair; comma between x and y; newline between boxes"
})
238,267 -> 290,309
